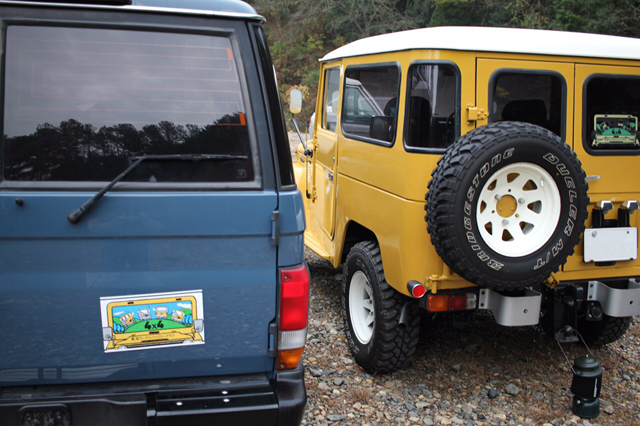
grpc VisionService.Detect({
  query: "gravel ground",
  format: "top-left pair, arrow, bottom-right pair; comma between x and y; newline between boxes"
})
301,250 -> 640,426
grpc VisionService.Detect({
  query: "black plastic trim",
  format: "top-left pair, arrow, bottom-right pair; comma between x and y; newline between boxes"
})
0,368 -> 306,426
402,60 -> 461,154
251,24 -> 296,189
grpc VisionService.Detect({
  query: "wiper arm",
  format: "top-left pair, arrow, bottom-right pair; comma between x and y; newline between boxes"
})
67,154 -> 248,224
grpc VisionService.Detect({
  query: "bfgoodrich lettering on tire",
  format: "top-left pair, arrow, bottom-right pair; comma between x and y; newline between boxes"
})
342,241 -> 419,373
426,122 -> 589,291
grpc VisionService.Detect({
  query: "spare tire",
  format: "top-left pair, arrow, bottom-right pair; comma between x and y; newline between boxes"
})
426,122 -> 589,291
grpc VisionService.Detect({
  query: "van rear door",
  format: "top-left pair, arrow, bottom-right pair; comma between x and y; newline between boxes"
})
0,16 -> 278,386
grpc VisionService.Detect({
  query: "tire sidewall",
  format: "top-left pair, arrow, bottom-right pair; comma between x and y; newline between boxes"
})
452,127 -> 586,281
342,248 -> 379,364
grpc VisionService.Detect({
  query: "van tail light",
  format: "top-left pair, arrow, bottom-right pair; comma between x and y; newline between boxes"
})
277,265 -> 309,370
427,293 -> 477,312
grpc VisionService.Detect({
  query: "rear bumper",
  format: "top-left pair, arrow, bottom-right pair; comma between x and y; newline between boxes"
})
0,365 -> 306,426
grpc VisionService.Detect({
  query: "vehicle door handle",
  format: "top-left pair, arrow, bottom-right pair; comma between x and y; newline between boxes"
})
328,172 -> 334,181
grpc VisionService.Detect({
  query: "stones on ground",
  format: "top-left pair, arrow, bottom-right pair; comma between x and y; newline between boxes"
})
435,415 -> 452,425
505,383 -> 521,396
309,368 -> 322,377
464,344 -> 478,354
302,250 -> 639,426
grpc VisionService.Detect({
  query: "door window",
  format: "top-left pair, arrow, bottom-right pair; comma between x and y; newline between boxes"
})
404,63 -> 458,150
341,64 -> 400,144
321,68 -> 340,132
491,71 -> 565,138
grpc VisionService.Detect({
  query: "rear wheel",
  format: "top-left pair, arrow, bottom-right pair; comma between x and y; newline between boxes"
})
578,315 -> 633,347
342,241 -> 419,373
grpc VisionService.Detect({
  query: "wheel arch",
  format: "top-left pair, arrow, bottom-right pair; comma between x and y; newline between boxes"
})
339,220 -> 378,265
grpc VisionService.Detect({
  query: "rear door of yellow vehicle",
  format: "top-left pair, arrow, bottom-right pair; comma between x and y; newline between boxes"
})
563,64 -> 640,273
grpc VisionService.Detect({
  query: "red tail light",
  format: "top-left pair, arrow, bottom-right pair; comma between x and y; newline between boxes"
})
427,293 -> 477,312
278,265 -> 309,369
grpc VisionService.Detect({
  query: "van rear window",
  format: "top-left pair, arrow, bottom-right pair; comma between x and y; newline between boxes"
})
3,26 -> 254,184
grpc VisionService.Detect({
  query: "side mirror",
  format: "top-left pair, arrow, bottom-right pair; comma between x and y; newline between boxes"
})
289,89 -> 302,114
369,116 -> 391,142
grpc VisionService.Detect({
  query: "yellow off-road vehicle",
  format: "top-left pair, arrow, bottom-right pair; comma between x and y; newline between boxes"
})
292,26 -> 640,373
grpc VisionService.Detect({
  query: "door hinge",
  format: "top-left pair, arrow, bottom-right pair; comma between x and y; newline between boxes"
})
271,210 -> 280,247
466,104 -> 488,122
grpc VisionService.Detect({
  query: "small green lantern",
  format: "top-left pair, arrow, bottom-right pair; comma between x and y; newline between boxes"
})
570,355 -> 603,419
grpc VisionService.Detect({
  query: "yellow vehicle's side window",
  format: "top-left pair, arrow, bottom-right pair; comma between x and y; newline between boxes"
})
490,71 -> 565,138
404,63 -> 459,150
584,75 -> 640,154
321,68 -> 340,132
341,64 -> 400,144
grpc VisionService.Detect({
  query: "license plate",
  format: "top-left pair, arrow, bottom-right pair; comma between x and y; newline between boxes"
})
584,227 -> 638,262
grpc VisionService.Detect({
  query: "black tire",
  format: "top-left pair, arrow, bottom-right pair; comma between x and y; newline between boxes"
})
342,241 -> 419,373
426,122 -> 589,291
578,315 -> 633,347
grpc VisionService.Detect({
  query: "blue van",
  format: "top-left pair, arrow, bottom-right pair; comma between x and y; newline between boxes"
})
0,1 -> 308,425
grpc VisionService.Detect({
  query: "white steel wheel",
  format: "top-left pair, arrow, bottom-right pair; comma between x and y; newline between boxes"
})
476,162 -> 561,257
348,270 -> 375,345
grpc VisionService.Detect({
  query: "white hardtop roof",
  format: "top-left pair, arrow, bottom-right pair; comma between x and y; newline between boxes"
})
321,26 -> 640,62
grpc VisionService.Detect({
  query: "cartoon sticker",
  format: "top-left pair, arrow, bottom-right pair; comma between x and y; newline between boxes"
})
100,290 -> 204,353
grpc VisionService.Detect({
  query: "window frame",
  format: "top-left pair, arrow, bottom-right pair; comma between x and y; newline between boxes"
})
488,68 -> 567,141
402,60 -> 461,154
340,61 -> 401,148
0,14 -> 265,191
582,73 -> 640,157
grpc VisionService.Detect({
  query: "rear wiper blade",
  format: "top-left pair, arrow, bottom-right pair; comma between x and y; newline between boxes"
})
67,154 -> 248,224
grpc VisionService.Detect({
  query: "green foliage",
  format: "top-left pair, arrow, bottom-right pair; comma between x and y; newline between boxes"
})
246,0 -> 640,127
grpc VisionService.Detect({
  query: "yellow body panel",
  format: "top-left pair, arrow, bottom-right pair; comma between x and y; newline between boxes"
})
293,48 -> 640,296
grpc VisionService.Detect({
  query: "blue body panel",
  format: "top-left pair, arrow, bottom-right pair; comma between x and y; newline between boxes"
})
0,191 -> 287,385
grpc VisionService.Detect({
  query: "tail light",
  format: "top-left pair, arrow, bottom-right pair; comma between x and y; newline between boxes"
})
427,293 -> 477,312
407,281 -> 426,298
278,264 -> 309,369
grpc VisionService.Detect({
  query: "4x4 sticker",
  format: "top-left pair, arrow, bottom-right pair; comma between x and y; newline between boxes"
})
100,290 -> 205,353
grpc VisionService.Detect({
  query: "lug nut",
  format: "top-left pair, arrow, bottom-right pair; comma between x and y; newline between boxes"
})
495,194 -> 502,200
518,198 -> 525,204
502,219 -> 509,226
